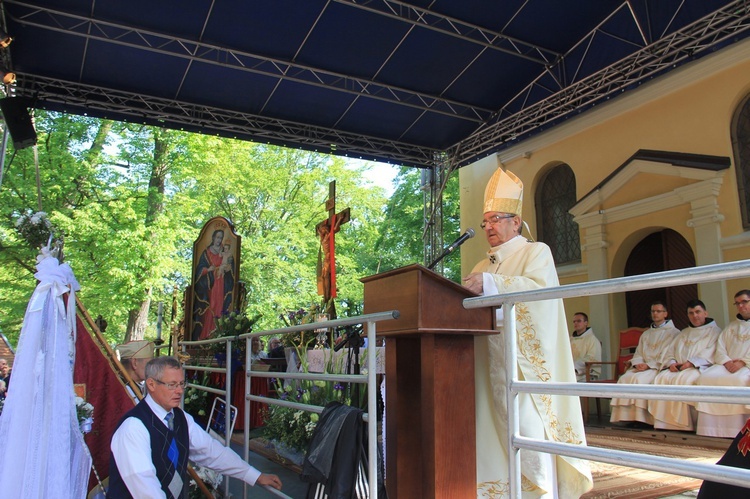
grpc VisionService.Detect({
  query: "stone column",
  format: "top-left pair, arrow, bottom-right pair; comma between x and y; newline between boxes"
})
580,217 -> 612,357
687,186 -> 727,326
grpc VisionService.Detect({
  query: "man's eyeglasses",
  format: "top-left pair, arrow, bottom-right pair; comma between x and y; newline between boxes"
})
480,214 -> 515,229
734,299 -> 750,307
153,379 -> 187,391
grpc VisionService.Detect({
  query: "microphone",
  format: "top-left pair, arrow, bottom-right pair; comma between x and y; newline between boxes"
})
427,228 -> 475,270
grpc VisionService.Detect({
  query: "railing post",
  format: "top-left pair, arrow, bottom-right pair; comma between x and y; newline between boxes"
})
505,301 -> 521,498
243,336 -> 251,499
224,338 -> 232,497
367,321 -> 378,498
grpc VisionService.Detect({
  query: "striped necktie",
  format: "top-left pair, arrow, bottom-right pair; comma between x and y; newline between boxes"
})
165,412 -> 174,431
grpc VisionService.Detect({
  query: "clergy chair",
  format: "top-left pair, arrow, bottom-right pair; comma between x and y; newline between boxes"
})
614,327 -> 647,375
581,327 -> 646,422
582,359 -> 616,423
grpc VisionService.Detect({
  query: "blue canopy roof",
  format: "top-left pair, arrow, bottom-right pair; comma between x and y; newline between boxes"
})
2,0 -> 748,167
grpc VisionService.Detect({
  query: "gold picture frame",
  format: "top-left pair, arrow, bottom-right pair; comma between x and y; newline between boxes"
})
187,216 -> 241,341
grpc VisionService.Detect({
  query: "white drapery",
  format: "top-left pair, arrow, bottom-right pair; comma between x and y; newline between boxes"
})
0,251 -> 92,498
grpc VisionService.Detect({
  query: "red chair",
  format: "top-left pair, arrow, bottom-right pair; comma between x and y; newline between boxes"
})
615,327 -> 647,376
583,327 -> 646,422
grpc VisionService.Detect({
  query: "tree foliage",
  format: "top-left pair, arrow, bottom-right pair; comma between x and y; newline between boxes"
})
374,167 -> 461,282
0,111 -> 462,348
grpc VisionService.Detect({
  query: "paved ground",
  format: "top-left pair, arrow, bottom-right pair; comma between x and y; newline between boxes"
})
226,420 -> 718,498
225,439 -> 307,498
660,490 -> 700,498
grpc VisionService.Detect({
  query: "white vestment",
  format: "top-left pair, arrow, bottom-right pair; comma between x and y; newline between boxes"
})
569,328 -> 601,381
472,236 -> 592,498
0,252 -> 92,498
695,317 -> 750,437
610,320 -> 680,424
648,320 -> 721,430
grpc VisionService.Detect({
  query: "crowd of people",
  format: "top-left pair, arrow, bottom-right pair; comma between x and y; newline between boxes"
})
572,294 -> 750,439
0,357 -> 10,400
4,164 -> 747,498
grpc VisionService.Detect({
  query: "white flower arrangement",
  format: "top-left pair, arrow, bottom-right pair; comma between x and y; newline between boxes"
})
188,463 -> 223,498
15,210 -> 56,249
75,396 -> 94,434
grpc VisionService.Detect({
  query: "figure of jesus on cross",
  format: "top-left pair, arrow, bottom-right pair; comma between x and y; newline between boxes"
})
316,181 -> 350,318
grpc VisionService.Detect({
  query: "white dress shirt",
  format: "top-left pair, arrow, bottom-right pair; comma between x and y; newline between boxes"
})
111,395 -> 261,498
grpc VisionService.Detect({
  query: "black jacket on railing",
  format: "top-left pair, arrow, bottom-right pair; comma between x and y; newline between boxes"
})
301,401 -> 372,499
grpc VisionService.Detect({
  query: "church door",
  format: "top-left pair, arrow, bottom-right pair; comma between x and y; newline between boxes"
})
624,229 -> 697,330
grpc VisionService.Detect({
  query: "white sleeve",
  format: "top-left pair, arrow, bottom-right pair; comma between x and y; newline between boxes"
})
185,411 -> 262,485
481,273 -> 504,324
111,417 -> 167,499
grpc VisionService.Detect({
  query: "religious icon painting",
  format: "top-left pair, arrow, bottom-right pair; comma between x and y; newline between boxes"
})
187,216 -> 242,341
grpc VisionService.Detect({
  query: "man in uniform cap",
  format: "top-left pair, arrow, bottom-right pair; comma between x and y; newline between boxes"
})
463,168 -> 592,497
117,340 -> 155,402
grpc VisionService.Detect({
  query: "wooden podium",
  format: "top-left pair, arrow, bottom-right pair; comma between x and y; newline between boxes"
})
362,264 -> 495,498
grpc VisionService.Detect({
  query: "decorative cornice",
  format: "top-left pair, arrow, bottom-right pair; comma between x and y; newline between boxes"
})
687,214 -> 726,228
571,160 -> 725,218
720,231 -> 750,250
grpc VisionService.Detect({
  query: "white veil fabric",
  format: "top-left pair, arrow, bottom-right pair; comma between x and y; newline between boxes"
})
0,249 -> 92,498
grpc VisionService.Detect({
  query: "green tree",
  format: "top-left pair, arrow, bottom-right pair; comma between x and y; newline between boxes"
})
0,112 -> 116,344
0,110 -> 459,350
374,167 -> 461,282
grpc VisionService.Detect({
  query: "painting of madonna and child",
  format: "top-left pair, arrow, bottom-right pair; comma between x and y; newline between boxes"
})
188,217 -> 241,341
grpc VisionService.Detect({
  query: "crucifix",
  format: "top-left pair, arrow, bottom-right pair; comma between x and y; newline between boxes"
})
316,181 -> 350,317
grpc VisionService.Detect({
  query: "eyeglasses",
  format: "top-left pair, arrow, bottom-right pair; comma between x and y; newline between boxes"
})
480,214 -> 515,229
153,379 -> 187,391
734,299 -> 750,307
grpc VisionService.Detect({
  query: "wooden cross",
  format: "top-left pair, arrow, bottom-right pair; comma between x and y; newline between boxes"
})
315,181 -> 350,305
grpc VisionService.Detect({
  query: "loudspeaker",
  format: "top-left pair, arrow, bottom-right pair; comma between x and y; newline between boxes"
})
0,97 -> 37,150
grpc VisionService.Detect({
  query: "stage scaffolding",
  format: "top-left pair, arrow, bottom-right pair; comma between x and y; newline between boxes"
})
6,2 -> 749,169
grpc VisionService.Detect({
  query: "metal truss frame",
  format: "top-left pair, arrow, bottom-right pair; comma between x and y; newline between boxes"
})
422,152 -> 459,269
4,0 -> 493,124
3,1 -> 750,263
16,74 -> 439,167
334,0 -> 561,66
450,0 -> 750,166
5,1 -> 750,172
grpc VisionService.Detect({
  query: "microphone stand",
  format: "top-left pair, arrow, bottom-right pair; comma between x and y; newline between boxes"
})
335,324 -> 363,407
427,229 -> 475,270
427,249 -> 450,270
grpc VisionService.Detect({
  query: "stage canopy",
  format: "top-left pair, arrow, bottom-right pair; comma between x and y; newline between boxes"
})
1,0 -> 749,168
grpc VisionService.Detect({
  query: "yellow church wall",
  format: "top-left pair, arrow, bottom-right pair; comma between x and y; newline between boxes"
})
459,38 -> 750,355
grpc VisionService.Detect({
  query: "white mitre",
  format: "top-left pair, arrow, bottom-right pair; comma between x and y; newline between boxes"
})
483,168 -> 523,217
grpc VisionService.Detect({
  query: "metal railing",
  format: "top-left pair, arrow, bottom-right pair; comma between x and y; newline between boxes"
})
180,335 -> 236,496
463,259 -> 750,497
181,310 -> 397,498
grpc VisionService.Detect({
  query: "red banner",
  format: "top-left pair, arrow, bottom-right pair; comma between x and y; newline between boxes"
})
73,315 -> 135,492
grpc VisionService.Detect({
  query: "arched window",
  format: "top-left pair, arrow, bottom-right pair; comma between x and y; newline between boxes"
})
535,164 -> 581,264
732,93 -> 750,229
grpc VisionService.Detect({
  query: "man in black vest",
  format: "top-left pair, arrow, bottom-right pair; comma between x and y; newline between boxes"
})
109,356 -> 282,498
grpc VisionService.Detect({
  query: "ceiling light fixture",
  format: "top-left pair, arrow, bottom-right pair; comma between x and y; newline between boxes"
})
0,29 -> 12,48
0,66 -> 16,85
